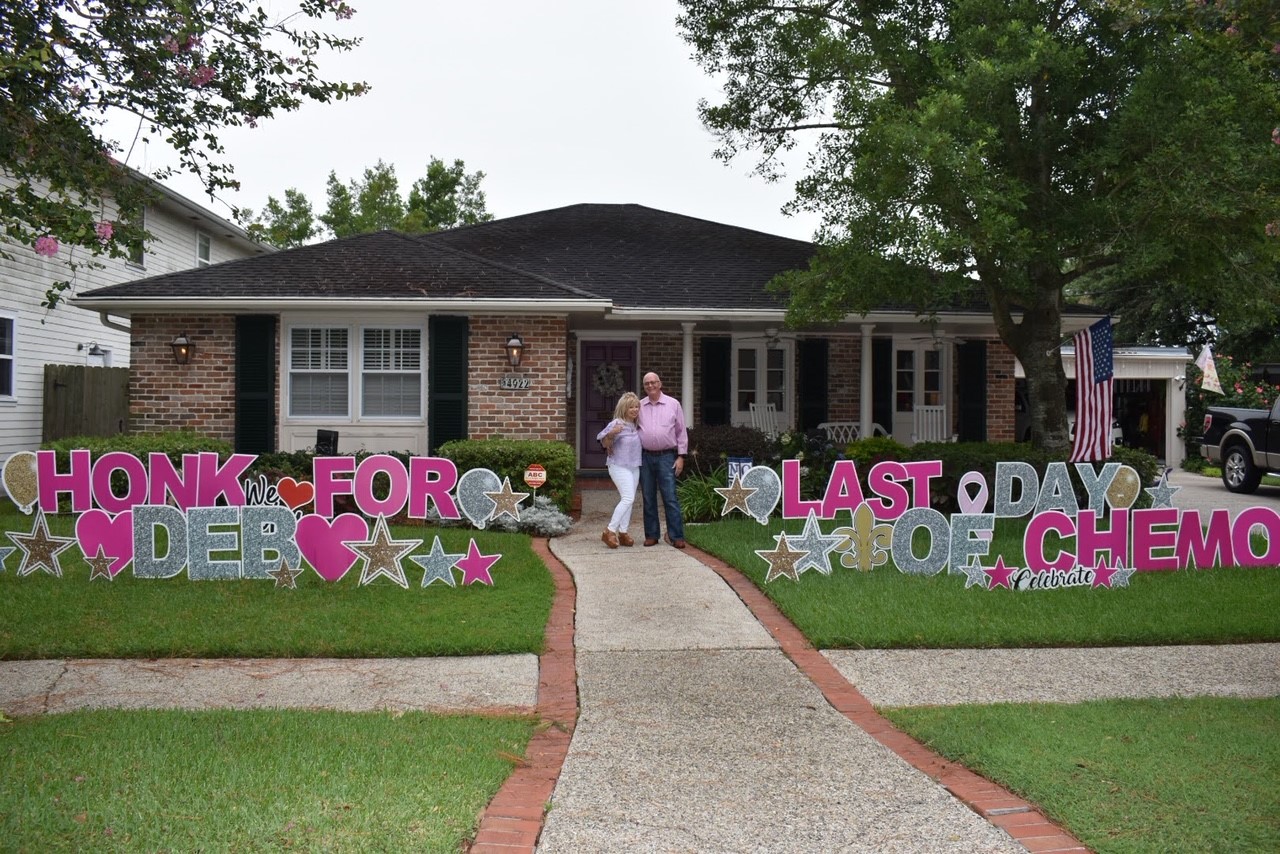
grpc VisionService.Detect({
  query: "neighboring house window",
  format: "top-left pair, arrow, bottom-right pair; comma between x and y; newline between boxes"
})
127,207 -> 147,267
0,314 -> 14,399
361,328 -> 422,417
289,327 -> 349,417
196,230 -> 211,266
734,341 -> 788,421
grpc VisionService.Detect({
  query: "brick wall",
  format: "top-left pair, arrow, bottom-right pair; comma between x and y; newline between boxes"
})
468,316 -> 568,440
130,314 -> 237,442
826,337 -> 861,422
639,331 -> 683,400
986,339 -> 1017,442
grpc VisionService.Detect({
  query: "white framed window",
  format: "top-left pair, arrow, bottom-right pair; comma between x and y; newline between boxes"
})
196,230 -> 212,266
733,339 -> 790,424
286,323 -> 424,421
361,328 -> 421,417
0,313 -> 15,400
288,327 -> 349,417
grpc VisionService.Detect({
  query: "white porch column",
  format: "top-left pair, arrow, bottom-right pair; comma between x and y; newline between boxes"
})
681,322 -> 695,427
1166,378 -> 1185,467
860,323 -> 874,434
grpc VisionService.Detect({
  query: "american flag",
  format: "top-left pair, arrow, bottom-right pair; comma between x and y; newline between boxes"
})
1069,317 -> 1114,462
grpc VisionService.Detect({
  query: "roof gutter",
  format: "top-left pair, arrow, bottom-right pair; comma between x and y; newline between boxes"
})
71,296 -> 612,314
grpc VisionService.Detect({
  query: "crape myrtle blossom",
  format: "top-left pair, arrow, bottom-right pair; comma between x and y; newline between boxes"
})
34,236 -> 59,257
95,221 -> 113,243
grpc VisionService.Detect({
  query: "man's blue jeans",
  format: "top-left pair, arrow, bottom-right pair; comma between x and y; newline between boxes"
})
640,449 -> 685,541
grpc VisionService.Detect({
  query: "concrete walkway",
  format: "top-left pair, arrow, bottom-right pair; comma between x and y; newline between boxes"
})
3,474 -> 1278,853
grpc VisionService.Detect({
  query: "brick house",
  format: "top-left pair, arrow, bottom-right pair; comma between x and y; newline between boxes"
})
73,203 -> 1109,467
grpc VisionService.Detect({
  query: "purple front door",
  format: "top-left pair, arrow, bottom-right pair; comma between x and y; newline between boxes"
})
580,340 -> 637,469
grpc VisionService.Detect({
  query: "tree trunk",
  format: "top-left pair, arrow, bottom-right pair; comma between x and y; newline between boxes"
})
1012,303 -> 1071,452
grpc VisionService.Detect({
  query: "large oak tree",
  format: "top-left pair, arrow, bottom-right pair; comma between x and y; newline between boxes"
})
679,0 -> 1279,447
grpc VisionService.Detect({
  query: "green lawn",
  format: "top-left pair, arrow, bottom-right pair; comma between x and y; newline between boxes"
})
0,708 -> 534,851
686,516 -> 1280,648
0,507 -> 554,659
885,697 -> 1280,854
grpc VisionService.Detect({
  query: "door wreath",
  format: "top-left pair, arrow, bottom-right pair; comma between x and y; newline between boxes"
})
592,362 -> 625,401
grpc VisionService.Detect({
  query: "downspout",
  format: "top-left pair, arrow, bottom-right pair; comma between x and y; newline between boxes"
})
98,312 -> 131,334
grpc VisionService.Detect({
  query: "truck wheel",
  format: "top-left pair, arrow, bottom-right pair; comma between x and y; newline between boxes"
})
1222,444 -> 1262,494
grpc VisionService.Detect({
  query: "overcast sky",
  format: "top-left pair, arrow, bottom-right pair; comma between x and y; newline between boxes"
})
122,0 -> 822,241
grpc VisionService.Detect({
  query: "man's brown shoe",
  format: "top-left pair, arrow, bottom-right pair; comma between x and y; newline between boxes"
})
643,538 -> 659,546
618,532 -> 635,547
602,529 -> 618,549
665,534 -> 687,549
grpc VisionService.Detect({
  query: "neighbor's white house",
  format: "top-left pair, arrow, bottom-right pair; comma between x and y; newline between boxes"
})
0,169 -> 270,461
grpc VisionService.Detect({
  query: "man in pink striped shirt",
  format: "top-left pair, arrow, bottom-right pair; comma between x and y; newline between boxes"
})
637,372 -> 687,548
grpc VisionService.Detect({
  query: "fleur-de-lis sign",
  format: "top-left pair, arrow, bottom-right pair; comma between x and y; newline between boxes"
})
833,502 -> 893,572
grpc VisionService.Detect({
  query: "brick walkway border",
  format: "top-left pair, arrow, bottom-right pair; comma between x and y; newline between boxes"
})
469,538 -> 578,853
470,492 -> 1090,853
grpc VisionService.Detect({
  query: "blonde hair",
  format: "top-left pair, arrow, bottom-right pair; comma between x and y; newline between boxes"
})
613,391 -> 640,420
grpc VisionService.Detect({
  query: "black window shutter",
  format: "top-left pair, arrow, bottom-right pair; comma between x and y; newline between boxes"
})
428,316 -> 468,453
235,315 -> 276,454
700,337 -> 731,425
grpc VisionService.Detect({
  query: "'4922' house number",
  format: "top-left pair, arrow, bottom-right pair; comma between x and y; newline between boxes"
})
499,375 -> 531,390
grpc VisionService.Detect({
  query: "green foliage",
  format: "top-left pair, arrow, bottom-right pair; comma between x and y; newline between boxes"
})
683,424 -> 775,475
677,465 -> 730,523
1183,353 -> 1280,454
842,436 -> 909,472
261,157 -> 492,243
679,0 -> 1280,447
1,1 -> 367,309
41,432 -> 233,493
436,438 -> 575,513
244,188 -> 319,248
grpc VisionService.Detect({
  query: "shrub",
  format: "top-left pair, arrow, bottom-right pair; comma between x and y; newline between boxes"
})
685,425 -> 773,478
677,465 -> 730,523
41,432 -> 233,504
487,494 -> 573,537
435,438 -> 575,513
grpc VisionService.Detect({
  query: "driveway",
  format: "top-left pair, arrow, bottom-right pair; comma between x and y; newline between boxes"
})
1167,468 -> 1280,516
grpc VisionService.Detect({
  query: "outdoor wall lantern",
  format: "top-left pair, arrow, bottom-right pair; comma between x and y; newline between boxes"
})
78,342 -> 105,357
505,332 -> 524,368
170,333 -> 194,365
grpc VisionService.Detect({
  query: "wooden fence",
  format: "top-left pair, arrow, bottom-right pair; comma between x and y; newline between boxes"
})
42,364 -> 129,442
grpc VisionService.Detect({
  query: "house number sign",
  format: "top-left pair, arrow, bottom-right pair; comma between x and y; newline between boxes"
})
499,375 -> 531,390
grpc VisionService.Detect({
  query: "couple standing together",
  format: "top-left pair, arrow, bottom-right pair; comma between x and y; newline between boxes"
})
596,372 -> 686,549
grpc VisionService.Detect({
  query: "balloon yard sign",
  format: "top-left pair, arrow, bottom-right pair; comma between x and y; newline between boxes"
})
1,451 -> 531,588
717,459 -> 1280,587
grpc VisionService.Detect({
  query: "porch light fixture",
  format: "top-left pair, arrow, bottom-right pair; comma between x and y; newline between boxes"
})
170,333 -> 194,365
78,342 -> 105,357
505,332 -> 524,367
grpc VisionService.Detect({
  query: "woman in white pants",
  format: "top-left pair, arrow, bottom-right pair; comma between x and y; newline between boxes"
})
596,392 -> 642,548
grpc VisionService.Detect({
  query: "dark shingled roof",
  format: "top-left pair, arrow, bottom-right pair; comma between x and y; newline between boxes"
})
78,230 -> 594,301
418,204 -> 815,309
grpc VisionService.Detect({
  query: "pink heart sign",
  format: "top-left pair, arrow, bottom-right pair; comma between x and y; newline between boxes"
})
296,513 -> 369,582
75,509 -> 134,576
